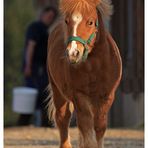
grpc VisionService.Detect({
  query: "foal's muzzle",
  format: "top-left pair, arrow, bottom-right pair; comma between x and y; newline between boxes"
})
66,33 -> 95,63
66,44 -> 83,64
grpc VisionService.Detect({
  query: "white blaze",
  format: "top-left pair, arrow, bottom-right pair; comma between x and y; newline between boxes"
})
69,12 -> 82,56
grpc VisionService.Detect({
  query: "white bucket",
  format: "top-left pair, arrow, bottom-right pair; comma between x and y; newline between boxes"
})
12,87 -> 38,114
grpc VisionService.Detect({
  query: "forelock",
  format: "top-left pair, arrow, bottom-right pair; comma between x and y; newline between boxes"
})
60,0 -> 96,16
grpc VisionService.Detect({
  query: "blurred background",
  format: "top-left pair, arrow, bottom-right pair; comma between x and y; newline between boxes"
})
4,0 -> 144,128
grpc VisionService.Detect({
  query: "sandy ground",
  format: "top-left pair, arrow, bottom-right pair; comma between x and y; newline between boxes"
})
4,127 -> 144,148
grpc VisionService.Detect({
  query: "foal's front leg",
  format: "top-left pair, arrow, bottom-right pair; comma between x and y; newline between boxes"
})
74,94 -> 98,148
55,102 -> 72,148
52,85 -> 72,148
93,111 -> 107,148
93,100 -> 112,148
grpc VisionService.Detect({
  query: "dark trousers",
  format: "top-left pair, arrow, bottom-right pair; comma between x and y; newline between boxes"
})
18,67 -> 51,127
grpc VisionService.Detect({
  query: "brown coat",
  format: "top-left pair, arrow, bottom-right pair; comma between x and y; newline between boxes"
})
47,2 -> 122,148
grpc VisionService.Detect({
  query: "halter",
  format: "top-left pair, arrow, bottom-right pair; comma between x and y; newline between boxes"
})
67,19 -> 99,61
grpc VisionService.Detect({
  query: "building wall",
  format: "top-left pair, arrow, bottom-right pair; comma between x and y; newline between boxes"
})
110,0 -> 144,127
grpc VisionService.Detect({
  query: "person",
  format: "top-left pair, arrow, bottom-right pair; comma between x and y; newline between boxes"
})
18,6 -> 58,127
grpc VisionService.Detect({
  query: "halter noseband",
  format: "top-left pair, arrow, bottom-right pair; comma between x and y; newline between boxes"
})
67,19 -> 99,61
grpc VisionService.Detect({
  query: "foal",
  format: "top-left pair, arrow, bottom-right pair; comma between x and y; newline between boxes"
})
47,0 -> 122,148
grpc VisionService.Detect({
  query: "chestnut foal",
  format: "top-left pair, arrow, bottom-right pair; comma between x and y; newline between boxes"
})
47,0 -> 122,148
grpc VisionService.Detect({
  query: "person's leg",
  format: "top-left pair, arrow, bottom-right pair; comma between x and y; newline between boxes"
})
30,70 -> 43,126
34,92 -> 42,126
33,109 -> 42,126
36,68 -> 50,127
17,114 -> 32,126
41,98 -> 51,127
17,76 -> 35,126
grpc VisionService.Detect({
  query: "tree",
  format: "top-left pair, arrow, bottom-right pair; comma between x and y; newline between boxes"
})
33,0 -> 59,9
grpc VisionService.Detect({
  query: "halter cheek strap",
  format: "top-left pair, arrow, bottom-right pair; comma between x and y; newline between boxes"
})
67,19 -> 99,61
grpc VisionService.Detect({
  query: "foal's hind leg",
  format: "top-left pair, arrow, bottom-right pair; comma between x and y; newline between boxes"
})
52,84 -> 72,148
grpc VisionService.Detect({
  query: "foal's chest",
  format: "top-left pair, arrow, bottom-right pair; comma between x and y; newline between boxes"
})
67,61 -> 101,97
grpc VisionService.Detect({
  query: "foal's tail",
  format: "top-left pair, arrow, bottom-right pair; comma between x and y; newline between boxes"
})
48,96 -> 56,121
47,85 -> 74,122
45,84 -> 55,121
47,86 -> 74,122
48,97 -> 74,122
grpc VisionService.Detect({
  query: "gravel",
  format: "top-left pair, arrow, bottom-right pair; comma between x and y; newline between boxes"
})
4,127 -> 144,148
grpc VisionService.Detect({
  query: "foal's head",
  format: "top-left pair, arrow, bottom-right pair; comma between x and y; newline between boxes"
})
60,0 -> 102,63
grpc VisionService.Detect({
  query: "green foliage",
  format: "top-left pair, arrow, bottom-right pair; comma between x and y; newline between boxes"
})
4,0 -> 36,126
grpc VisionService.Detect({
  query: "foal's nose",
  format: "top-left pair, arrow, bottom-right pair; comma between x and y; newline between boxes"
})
68,49 -> 80,57
66,48 -> 80,63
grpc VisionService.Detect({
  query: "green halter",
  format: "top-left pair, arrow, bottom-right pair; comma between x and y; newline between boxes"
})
67,19 -> 99,61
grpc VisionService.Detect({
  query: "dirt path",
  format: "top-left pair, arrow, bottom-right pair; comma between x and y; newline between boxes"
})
4,127 -> 144,148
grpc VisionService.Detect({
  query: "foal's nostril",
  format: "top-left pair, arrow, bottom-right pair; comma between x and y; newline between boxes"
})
74,50 -> 79,57
66,49 -> 80,57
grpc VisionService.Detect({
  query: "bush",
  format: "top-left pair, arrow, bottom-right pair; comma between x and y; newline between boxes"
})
4,0 -> 35,126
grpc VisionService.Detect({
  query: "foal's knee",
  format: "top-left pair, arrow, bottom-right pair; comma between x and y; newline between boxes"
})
55,107 -> 72,148
55,107 -> 71,128
94,124 -> 106,138
94,118 -> 107,139
55,109 -> 71,120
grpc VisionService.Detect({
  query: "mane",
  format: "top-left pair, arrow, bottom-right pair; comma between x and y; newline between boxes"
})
97,0 -> 113,20
60,0 -> 113,20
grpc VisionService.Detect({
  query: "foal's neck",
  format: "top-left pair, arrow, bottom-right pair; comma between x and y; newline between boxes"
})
99,11 -> 107,36
93,12 -> 107,51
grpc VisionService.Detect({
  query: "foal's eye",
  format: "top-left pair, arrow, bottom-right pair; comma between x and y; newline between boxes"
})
88,21 -> 93,25
87,20 -> 94,26
65,19 -> 69,25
